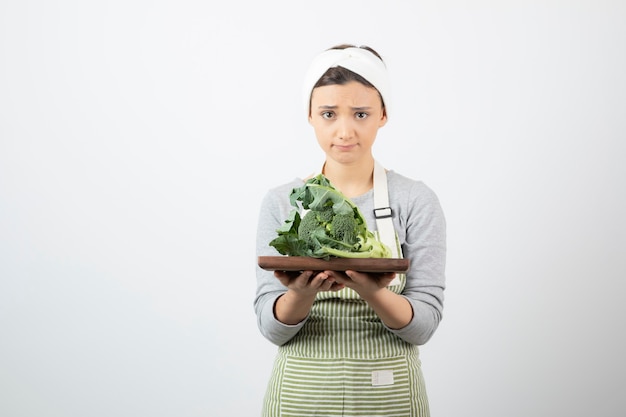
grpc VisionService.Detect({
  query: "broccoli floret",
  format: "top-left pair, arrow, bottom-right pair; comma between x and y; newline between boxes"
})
317,205 -> 334,223
329,212 -> 359,244
270,174 -> 392,259
298,209 -> 325,246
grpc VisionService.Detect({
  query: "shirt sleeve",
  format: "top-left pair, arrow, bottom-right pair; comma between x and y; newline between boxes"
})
253,182 -> 308,346
386,180 -> 447,345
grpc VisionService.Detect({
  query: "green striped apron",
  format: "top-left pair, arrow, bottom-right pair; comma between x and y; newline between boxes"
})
261,275 -> 430,417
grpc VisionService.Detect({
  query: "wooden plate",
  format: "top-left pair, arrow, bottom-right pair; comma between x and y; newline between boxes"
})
258,256 -> 410,273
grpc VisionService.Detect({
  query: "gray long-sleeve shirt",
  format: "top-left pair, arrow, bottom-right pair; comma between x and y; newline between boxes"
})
254,170 -> 447,346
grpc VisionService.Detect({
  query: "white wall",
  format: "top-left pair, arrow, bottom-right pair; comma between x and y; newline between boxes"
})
1,1 -> 625,416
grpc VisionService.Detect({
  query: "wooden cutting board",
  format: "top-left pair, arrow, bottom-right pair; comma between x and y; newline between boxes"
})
258,256 -> 410,273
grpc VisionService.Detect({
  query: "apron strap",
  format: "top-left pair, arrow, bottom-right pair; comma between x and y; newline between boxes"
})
373,161 -> 401,259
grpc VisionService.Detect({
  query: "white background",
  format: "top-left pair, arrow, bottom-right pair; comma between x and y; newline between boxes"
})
1,1 -> 625,416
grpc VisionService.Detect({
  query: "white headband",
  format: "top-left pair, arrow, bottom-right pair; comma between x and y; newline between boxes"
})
302,47 -> 391,119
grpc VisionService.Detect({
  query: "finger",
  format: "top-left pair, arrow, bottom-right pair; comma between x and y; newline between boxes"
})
345,270 -> 367,283
325,270 -> 349,282
295,270 -> 315,286
273,270 -> 293,287
320,273 -> 345,291
273,270 -> 287,279
379,272 -> 396,280
321,276 -> 344,292
318,278 -> 334,291
310,272 -> 330,288
274,270 -> 313,289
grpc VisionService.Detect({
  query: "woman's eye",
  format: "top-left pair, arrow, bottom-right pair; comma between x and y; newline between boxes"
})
356,112 -> 368,119
321,111 -> 334,119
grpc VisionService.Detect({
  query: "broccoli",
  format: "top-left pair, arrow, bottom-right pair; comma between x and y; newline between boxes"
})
298,209 -> 332,247
329,212 -> 359,244
269,174 -> 392,259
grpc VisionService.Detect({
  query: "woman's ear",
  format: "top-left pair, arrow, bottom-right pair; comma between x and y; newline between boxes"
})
379,109 -> 388,127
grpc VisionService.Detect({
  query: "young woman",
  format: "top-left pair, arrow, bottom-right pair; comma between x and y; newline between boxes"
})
254,44 -> 447,417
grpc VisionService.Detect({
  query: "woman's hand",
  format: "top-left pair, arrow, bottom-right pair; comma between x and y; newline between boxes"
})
274,270 -> 345,295
324,270 -> 396,298
273,270 -> 345,325
325,270 -> 413,330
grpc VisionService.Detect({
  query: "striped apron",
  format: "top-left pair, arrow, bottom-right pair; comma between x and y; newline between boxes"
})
261,274 -> 430,417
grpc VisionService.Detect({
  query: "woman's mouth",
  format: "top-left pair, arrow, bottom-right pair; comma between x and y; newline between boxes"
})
334,144 -> 357,151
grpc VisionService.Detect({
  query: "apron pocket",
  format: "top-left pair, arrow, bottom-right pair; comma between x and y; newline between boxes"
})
280,355 -> 411,417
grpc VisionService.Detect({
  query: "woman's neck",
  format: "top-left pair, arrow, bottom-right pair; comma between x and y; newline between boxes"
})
322,158 -> 375,198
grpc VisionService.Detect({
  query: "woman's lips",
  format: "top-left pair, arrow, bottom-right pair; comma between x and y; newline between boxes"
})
334,144 -> 356,151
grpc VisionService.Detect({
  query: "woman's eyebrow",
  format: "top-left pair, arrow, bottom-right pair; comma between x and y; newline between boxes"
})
316,105 -> 372,111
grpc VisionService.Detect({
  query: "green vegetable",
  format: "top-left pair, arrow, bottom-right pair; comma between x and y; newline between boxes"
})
269,174 -> 391,259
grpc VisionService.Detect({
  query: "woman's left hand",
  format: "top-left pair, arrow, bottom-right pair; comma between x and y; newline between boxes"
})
325,269 -> 412,329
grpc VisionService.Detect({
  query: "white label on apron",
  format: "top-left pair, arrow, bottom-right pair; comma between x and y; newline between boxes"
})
371,370 -> 394,386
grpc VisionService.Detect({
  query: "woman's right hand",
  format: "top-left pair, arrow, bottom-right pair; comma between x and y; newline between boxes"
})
273,271 -> 345,325
274,270 -> 345,295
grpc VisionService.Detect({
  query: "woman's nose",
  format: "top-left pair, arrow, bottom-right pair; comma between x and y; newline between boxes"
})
336,117 -> 354,140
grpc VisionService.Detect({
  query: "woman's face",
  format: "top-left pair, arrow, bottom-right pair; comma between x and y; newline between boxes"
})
308,81 -> 387,166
